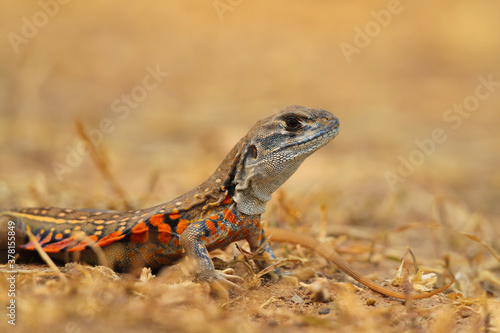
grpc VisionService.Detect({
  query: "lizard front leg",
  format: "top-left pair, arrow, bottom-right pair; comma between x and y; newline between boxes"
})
179,214 -> 245,288
246,222 -> 281,278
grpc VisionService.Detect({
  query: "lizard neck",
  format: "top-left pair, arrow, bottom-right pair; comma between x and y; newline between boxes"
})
232,154 -> 306,215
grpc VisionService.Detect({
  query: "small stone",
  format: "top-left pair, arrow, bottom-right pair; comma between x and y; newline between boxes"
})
366,298 -> 377,306
291,294 -> 304,304
458,308 -> 473,318
318,307 -> 331,315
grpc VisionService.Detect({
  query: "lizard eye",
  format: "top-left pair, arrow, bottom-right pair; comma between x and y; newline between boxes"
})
249,144 -> 258,159
283,116 -> 302,131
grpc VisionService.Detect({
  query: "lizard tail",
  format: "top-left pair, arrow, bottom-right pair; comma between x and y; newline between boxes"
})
0,213 -> 28,251
0,210 -> 130,254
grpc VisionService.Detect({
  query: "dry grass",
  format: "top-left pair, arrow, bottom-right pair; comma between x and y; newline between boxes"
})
1,1 -> 499,332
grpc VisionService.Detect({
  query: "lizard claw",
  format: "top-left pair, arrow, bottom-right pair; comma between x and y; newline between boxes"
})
196,268 -> 246,298
216,268 -> 246,288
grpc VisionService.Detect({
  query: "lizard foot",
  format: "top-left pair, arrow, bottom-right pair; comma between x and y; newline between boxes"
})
196,268 -> 246,299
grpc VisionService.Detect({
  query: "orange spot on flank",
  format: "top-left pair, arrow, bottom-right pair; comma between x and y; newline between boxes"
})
150,214 -> 166,226
21,243 -> 35,250
39,232 -> 53,245
42,236 -> 78,253
132,221 -> 149,233
68,235 -> 99,252
55,233 -> 63,240
169,212 -> 181,220
176,219 -> 188,235
157,223 -> 172,244
130,221 -> 149,244
96,231 -> 126,247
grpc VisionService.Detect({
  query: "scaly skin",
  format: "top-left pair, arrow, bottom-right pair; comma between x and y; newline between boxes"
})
0,106 -> 338,281
0,105 -> 452,298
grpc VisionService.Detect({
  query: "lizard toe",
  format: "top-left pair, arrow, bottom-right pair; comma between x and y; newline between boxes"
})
217,268 -> 246,287
196,268 -> 246,296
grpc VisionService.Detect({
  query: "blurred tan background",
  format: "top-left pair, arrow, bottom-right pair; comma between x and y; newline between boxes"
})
0,0 -> 499,238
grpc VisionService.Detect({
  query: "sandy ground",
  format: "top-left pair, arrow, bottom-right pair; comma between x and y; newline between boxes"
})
0,1 -> 499,332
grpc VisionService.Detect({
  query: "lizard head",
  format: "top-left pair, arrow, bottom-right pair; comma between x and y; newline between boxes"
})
232,105 -> 339,215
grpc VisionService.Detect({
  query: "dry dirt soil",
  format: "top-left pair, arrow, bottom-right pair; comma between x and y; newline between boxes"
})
0,1 -> 499,332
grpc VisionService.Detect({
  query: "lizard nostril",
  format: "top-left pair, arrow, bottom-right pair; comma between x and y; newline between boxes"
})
321,115 -> 339,128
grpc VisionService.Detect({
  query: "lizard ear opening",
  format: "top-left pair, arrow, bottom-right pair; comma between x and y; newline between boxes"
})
249,145 -> 258,159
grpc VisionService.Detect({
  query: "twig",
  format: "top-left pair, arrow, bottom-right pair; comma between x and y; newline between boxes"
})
75,119 -> 132,210
26,228 -> 67,283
